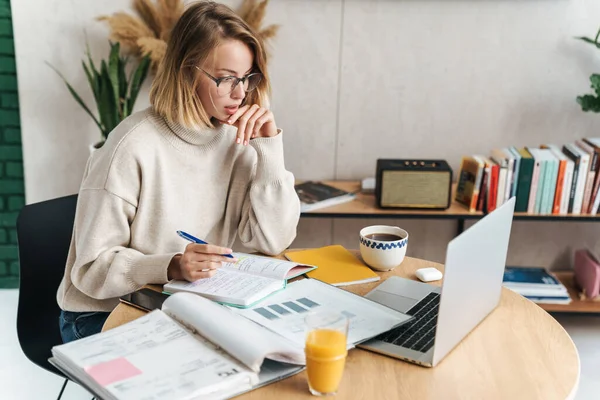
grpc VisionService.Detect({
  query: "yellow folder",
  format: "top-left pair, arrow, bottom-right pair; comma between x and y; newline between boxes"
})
284,245 -> 380,286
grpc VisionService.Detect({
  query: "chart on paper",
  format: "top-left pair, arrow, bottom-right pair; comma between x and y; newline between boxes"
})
229,279 -> 411,348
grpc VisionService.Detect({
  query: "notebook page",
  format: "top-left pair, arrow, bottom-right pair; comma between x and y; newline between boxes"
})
164,268 -> 282,305
163,292 -> 306,371
52,310 -> 257,400
229,279 -> 413,348
224,253 -> 313,280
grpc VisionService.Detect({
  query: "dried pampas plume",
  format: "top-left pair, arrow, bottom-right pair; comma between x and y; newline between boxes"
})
98,0 -> 279,73
238,0 -> 280,41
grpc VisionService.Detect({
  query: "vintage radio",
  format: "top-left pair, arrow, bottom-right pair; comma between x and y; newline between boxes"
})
375,159 -> 453,209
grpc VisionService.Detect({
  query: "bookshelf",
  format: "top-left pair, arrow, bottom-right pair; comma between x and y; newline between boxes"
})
299,180 -> 600,313
538,272 -> 600,313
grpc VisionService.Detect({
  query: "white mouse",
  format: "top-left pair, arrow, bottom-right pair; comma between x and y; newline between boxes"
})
415,267 -> 443,282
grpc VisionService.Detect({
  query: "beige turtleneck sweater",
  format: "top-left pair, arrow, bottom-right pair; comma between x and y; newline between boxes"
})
56,107 -> 301,312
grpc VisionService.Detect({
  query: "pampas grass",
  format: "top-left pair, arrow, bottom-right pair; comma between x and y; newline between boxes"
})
98,0 -> 185,72
99,0 -> 279,73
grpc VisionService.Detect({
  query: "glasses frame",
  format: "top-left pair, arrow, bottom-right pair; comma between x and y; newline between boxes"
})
196,67 -> 262,95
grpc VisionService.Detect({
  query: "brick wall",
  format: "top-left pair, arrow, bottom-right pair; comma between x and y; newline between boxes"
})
0,0 -> 24,289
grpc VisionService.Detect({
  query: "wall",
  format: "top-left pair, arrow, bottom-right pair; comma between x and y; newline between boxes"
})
11,0 -> 600,269
0,0 -> 24,288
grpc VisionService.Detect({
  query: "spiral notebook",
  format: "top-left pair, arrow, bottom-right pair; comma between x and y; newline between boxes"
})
284,245 -> 380,286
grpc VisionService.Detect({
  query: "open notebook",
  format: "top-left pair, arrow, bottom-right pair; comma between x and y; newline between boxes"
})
50,280 -> 412,400
163,252 -> 316,307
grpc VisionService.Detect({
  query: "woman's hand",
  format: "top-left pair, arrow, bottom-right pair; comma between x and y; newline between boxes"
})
226,104 -> 278,145
167,243 -> 236,282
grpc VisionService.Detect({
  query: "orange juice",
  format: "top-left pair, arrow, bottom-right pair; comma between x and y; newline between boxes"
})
305,329 -> 347,394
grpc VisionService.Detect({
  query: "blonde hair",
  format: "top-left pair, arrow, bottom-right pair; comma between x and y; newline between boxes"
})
150,1 -> 271,129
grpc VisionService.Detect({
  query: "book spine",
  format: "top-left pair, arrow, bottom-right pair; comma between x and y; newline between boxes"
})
476,165 -> 488,212
553,158 -> 566,214
576,141 -> 597,213
509,147 -> 521,198
470,162 -> 484,212
527,157 -> 541,214
582,139 -> 600,210
563,145 -> 581,214
546,159 -> 558,215
496,165 -> 507,208
515,150 -> 533,212
504,157 -> 514,203
489,162 -> 499,212
561,161 -> 574,215
574,153 -> 589,214
534,157 -> 546,214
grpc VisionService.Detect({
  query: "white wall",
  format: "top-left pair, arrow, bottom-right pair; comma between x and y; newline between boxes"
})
11,0 -> 600,267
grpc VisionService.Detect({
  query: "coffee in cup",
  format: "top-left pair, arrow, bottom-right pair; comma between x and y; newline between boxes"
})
359,225 -> 408,271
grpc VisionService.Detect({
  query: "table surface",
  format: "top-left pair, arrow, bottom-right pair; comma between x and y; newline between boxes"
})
103,253 -> 580,400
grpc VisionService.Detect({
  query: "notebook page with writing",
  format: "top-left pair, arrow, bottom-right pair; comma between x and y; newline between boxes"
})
163,268 -> 283,307
225,253 -> 316,280
163,292 -> 305,371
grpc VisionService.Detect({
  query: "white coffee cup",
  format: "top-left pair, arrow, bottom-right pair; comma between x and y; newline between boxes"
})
359,225 -> 409,272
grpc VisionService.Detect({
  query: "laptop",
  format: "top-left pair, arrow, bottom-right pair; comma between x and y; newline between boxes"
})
357,197 -> 515,367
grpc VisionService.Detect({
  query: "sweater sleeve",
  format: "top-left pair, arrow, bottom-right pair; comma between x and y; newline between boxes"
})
238,131 -> 301,255
69,188 -> 177,300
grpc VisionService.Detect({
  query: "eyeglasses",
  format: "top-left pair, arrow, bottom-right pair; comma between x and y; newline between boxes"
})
196,67 -> 262,96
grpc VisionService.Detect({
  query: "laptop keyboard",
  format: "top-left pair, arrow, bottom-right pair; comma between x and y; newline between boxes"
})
377,292 -> 440,353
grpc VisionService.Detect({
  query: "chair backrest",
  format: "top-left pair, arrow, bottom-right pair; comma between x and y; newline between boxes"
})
16,194 -> 78,377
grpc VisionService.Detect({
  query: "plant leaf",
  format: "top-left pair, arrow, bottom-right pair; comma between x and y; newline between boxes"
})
108,42 -> 121,119
575,36 -> 600,48
118,56 -> 129,117
590,74 -> 600,96
100,60 -> 118,135
82,60 -> 99,105
127,55 -> 151,113
46,61 -> 105,135
577,94 -> 600,112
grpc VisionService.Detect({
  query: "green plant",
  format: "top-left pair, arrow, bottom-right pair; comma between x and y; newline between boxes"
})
576,27 -> 600,113
49,41 -> 151,145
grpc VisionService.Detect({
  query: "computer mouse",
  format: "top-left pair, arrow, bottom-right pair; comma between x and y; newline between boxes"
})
415,267 -> 443,282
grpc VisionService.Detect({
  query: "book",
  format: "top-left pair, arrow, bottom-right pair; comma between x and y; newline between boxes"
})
506,147 -> 521,198
526,148 -> 546,214
515,148 -> 534,213
542,150 -> 558,215
570,143 -> 590,214
295,181 -> 356,212
503,266 -> 570,304
575,139 -> 598,213
50,292 -> 306,400
562,144 -> 582,213
455,156 -> 484,211
582,138 -> 600,213
503,266 -> 563,287
163,253 -> 317,307
543,144 -> 573,215
284,245 -> 381,286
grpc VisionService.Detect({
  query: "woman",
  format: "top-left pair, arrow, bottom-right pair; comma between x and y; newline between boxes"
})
57,1 -> 300,343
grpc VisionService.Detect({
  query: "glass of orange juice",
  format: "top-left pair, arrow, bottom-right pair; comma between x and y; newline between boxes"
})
304,310 -> 349,396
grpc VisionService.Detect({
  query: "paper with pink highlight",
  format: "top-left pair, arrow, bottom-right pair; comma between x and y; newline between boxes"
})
84,357 -> 142,386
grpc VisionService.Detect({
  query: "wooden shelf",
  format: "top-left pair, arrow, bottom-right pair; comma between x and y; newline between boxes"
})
300,181 -> 483,219
299,180 -> 600,222
538,272 -> 600,313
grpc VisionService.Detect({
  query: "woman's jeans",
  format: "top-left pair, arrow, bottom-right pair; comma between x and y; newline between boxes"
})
59,310 -> 111,343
